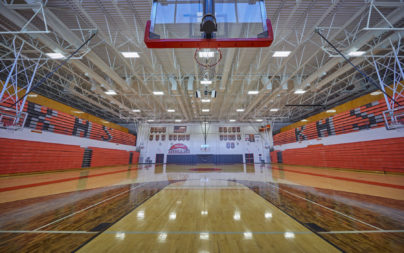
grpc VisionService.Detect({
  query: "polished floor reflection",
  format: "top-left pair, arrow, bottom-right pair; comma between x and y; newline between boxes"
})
0,163 -> 403,252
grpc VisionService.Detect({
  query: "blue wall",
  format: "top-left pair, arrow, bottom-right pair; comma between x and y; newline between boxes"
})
166,154 -> 243,164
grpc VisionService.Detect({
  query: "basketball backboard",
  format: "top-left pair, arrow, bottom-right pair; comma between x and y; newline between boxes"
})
144,0 -> 273,48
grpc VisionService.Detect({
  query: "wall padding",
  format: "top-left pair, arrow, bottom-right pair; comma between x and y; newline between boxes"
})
0,138 -> 84,174
270,138 -> 404,172
90,147 -> 131,167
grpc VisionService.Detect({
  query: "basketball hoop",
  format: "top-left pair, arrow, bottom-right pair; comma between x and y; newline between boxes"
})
0,106 -> 26,131
194,48 -> 222,81
194,48 -> 222,68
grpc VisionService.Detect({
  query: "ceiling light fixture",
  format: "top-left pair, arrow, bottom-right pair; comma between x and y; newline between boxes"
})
294,89 -> 306,94
248,90 -> 259,95
200,80 -> 212,85
132,109 -> 141,112
229,119 -> 236,122
270,108 -> 279,112
147,119 -> 154,122
348,51 -> 366,57
370,91 -> 382,96
256,119 -> 263,122
198,51 -> 214,58
153,91 -> 164,95
175,119 -> 182,122
167,109 -> 175,112
202,109 -> 210,112
236,109 -> 244,112
326,109 -> 336,113
121,52 -> 140,58
273,51 -> 291,57
46,53 -> 65,59
201,99 -> 211,103
105,90 -> 117,95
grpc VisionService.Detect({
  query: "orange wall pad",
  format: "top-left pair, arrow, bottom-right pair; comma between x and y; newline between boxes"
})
271,137 -> 404,173
90,147 -> 131,167
0,138 -> 140,174
0,138 -> 84,174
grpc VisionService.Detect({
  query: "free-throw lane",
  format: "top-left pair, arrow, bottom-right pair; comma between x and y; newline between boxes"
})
77,180 -> 339,253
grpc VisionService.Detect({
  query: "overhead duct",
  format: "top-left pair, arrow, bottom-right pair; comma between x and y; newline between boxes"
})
187,75 -> 194,91
169,76 -> 177,91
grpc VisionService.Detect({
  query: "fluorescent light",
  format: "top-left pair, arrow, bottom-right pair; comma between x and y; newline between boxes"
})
294,89 -> 306,94
158,233 -> 167,242
201,99 -> 211,103
265,212 -> 272,219
256,119 -> 263,122
201,210 -> 208,215
137,211 -> 145,220
167,109 -> 175,112
200,233 -> 209,240
371,91 -> 382,96
244,232 -> 253,239
105,90 -> 117,95
348,51 -> 365,57
270,108 -> 279,112
115,232 -> 125,240
73,111 -> 84,114
202,109 -> 210,112
46,53 -> 65,59
153,91 -> 164,95
200,80 -> 212,85
121,52 -> 140,58
273,51 -> 291,57
132,109 -> 141,112
248,90 -> 259,95
301,119 -> 308,122
233,211 -> 241,221
27,94 -> 38,98
169,212 -> 176,220
236,109 -> 245,112
229,119 -> 236,122
175,119 -> 182,122
147,119 -> 154,122
284,232 -> 295,239
199,51 -> 214,58
326,109 -> 336,113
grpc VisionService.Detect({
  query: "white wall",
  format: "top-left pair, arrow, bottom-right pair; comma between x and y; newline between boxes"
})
138,123 -> 270,163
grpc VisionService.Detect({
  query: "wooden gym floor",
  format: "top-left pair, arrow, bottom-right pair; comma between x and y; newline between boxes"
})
0,163 -> 403,252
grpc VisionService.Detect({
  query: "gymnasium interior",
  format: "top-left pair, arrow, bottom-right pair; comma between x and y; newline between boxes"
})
0,0 -> 403,252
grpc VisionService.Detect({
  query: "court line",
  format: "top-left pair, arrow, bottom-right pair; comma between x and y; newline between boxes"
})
272,184 -> 383,230
33,183 -> 145,231
0,168 -> 135,193
1,230 -> 404,234
271,167 -> 404,189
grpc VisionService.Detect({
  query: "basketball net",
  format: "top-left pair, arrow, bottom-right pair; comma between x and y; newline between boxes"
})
194,48 -> 222,81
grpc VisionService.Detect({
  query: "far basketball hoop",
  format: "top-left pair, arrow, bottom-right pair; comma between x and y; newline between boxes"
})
383,106 -> 404,130
0,106 -> 27,130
